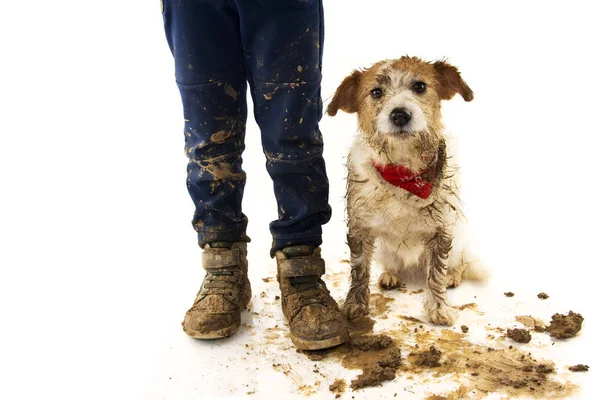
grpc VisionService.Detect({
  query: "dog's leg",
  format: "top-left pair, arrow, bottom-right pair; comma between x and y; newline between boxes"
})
424,228 -> 458,325
342,225 -> 374,320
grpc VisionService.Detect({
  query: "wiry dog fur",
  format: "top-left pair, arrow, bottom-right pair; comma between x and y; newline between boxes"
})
327,57 -> 488,326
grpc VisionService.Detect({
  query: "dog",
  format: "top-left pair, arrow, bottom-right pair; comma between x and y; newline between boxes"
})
327,56 -> 488,326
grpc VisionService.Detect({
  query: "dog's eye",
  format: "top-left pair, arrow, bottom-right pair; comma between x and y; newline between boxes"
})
412,81 -> 427,94
371,88 -> 383,99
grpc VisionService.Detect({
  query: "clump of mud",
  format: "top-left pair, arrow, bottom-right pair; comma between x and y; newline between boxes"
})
411,345 -> 442,367
461,325 -> 469,333
299,332 -> 403,390
507,328 -> 532,343
350,347 -> 402,390
537,292 -> 549,299
546,311 -> 584,339
504,292 -> 515,297
328,378 -> 346,397
569,364 -> 589,372
350,334 -> 392,351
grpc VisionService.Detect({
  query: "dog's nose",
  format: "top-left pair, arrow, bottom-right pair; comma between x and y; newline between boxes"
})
390,108 -> 411,127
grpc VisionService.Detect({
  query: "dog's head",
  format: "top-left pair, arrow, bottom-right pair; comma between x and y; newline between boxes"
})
327,57 -> 472,168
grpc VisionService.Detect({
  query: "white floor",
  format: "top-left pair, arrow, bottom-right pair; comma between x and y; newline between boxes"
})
1,1 -> 599,399
138,247 -> 596,400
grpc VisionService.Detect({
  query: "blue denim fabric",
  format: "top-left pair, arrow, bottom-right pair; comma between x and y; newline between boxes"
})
162,0 -> 331,256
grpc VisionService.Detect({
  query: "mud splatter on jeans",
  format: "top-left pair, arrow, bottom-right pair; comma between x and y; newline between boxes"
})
162,0 -> 330,254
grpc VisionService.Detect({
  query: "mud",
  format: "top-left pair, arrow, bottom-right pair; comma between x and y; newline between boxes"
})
397,325 -> 575,398
537,292 -> 549,299
504,292 -> 515,297
277,291 -> 578,398
300,333 -> 403,390
458,303 -> 477,311
546,311 -> 584,339
369,293 -> 394,316
349,346 -> 402,390
569,364 -> 589,372
516,315 -> 547,332
460,325 -> 469,333
209,130 -> 233,143
426,385 -> 469,400
411,345 -> 442,367
399,315 -> 425,323
507,328 -> 532,343
350,334 -> 392,351
329,378 -> 346,397
348,316 -> 376,334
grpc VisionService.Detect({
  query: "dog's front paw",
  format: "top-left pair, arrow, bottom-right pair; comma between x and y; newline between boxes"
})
427,305 -> 458,326
342,300 -> 369,320
378,271 -> 402,290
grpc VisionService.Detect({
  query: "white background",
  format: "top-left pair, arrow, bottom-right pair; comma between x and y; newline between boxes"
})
1,0 -> 599,399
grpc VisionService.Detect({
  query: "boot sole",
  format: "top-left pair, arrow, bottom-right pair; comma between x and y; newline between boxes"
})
291,331 -> 348,351
184,323 -> 240,340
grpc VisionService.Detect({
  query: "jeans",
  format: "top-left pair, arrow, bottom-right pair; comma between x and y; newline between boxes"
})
162,0 -> 331,256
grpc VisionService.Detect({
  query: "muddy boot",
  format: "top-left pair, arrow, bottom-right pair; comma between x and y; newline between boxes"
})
182,242 -> 251,339
276,246 -> 348,350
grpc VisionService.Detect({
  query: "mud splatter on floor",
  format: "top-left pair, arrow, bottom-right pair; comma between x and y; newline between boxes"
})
410,345 -> 442,367
323,270 -> 348,289
328,378 -> 346,397
399,315 -> 425,323
546,311 -> 584,339
504,292 -> 515,297
267,288 -> 581,398
458,303 -> 478,311
426,385 -> 470,400
369,293 -> 394,316
348,316 -> 376,334
537,292 -> 550,299
460,325 -> 469,333
569,364 -> 589,372
298,333 -> 403,390
394,325 -> 576,398
507,328 -> 532,343
516,315 -> 547,332
345,336 -> 402,390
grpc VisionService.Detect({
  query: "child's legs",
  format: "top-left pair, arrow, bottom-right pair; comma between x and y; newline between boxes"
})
236,0 -> 330,256
163,0 -> 250,246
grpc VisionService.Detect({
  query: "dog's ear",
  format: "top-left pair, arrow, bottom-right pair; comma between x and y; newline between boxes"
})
433,61 -> 474,102
327,70 -> 362,116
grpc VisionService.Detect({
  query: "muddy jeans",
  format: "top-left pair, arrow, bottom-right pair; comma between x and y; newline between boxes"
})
162,0 -> 331,256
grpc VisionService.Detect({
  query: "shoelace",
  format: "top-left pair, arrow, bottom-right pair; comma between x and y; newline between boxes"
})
200,269 -> 241,298
288,276 -> 329,318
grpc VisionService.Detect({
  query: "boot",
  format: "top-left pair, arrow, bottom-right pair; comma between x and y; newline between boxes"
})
276,246 -> 348,350
182,242 -> 251,339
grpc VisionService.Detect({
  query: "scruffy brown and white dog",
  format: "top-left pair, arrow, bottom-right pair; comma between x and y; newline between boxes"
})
327,56 -> 488,326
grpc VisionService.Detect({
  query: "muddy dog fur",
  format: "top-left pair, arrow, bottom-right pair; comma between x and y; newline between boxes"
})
327,57 -> 489,326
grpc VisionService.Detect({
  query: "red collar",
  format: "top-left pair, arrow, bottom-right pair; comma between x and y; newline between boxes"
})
372,161 -> 435,199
